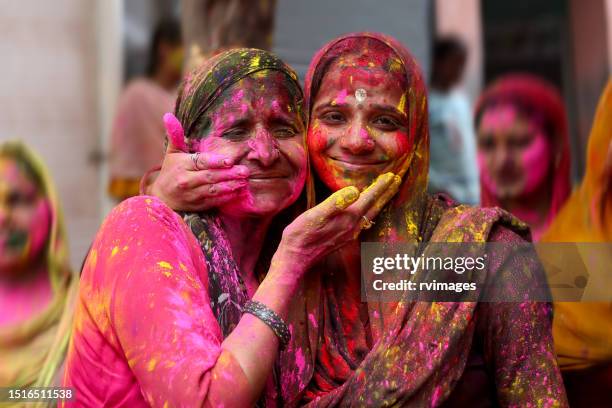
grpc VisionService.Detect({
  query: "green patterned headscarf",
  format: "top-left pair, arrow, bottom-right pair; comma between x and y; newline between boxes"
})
175,48 -> 304,145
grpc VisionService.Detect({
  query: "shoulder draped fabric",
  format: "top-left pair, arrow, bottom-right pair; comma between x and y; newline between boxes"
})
541,79 -> 612,370
0,141 -> 78,398
475,74 -> 572,226
277,33 -> 567,407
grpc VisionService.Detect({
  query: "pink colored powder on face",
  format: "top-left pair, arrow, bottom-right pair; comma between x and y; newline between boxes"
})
308,58 -> 412,191
359,128 -> 370,140
246,129 -> 281,163
22,200 -> 51,262
477,104 -> 552,199
193,73 -> 307,217
271,100 -> 281,114
0,157 -> 53,325
478,151 -> 498,196
0,158 -> 51,273
334,89 -> 348,105
519,132 -> 551,195
231,89 -> 245,104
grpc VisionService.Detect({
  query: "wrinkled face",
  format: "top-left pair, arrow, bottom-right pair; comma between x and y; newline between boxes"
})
308,54 -> 412,191
0,156 -> 51,275
477,103 -> 552,200
191,71 -> 306,217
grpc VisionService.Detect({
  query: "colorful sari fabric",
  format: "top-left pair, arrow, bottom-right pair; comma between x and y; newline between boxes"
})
62,49 -> 307,407
475,74 -> 572,229
0,141 -> 78,404
542,79 -> 612,243
541,80 -> 612,407
277,33 -> 567,407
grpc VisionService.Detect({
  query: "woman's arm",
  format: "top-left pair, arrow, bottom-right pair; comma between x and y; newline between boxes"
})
478,226 -> 568,407
107,175 -> 400,407
106,198 -> 301,407
106,197 -> 235,406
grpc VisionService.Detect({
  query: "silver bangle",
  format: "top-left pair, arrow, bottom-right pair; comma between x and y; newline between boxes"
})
242,300 -> 291,350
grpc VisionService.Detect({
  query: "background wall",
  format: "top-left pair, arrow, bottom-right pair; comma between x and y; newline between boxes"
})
434,0 -> 483,104
274,0 -> 432,83
0,0 -> 103,267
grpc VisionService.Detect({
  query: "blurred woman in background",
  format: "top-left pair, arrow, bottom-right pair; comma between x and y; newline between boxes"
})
475,74 -> 571,240
108,18 -> 183,202
0,141 -> 77,392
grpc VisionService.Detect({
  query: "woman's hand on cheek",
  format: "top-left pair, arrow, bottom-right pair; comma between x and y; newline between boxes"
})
275,172 -> 402,275
149,138 -> 251,212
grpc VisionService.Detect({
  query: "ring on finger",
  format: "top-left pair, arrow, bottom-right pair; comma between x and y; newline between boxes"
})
191,152 -> 201,170
361,215 -> 375,230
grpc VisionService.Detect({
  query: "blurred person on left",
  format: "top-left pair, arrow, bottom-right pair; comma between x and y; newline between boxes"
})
475,74 -> 571,240
0,141 -> 78,390
108,17 -> 183,201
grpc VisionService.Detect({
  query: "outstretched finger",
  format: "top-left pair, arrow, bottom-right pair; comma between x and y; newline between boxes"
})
363,175 -> 402,222
163,113 -> 187,152
305,186 -> 360,223
347,173 -> 398,217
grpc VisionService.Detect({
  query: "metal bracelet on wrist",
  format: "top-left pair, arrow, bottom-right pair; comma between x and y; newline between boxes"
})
242,300 -> 291,350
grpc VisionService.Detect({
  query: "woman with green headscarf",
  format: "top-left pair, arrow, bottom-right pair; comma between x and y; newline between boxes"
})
0,141 -> 78,403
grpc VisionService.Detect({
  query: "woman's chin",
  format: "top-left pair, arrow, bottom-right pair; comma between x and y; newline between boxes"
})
219,192 -> 296,218
320,173 -> 374,193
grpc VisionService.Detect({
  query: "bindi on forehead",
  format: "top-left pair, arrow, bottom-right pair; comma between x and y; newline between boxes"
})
316,70 -> 406,112
355,88 -> 367,103
322,64 -> 405,102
